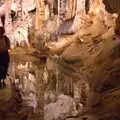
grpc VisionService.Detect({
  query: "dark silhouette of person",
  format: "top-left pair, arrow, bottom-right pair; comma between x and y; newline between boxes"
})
0,26 -> 10,88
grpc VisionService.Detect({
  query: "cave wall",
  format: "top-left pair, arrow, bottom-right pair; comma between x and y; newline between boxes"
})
103,0 -> 120,35
103,0 -> 120,13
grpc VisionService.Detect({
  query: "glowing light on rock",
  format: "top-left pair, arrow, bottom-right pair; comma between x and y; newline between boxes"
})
90,8 -> 100,15
94,7 -> 100,14
0,5 -> 5,16
11,3 -> 17,12
0,18 -> 3,27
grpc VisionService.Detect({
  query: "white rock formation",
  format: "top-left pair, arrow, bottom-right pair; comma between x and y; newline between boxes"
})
10,25 -> 30,49
44,94 -> 80,120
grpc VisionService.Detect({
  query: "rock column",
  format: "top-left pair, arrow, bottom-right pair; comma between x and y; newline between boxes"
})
35,0 -> 45,30
57,0 -> 66,25
71,0 -> 86,32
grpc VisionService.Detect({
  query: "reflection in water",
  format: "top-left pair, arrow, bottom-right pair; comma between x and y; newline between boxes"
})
0,54 -> 45,120
13,61 -> 37,110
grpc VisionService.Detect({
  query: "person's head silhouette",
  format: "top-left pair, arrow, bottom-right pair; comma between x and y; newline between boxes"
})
0,26 -> 5,36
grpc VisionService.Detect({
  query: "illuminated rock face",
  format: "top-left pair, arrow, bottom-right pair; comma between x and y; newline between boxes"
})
56,0 -> 111,33
35,0 -> 45,29
22,0 -> 35,13
71,0 -> 116,33
44,94 -> 79,120
57,0 -> 66,25
65,0 -> 76,20
10,25 -> 30,49
1,0 -> 36,48
56,0 -> 86,34
57,0 -> 77,25
0,4 -> 5,17
70,0 -> 86,33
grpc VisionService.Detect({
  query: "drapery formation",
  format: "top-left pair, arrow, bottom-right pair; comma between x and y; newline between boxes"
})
57,0 -> 77,25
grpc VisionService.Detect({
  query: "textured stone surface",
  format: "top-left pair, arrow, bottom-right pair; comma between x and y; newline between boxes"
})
103,0 -> 120,13
44,94 -> 79,120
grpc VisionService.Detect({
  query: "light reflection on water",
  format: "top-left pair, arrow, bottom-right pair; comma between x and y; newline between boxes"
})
8,54 -> 45,119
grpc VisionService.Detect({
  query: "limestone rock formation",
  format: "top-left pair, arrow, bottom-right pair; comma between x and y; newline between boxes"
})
0,4 -> 5,17
44,94 -> 79,120
35,0 -> 45,30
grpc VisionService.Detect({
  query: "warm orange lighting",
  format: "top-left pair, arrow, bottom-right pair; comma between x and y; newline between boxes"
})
89,7 -> 100,15
11,3 -> 17,12
94,8 -> 100,14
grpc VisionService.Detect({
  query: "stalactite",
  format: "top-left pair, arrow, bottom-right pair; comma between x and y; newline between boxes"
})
4,0 -> 13,36
35,0 -> 45,30
70,0 -> 86,32
57,0 -> 66,25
